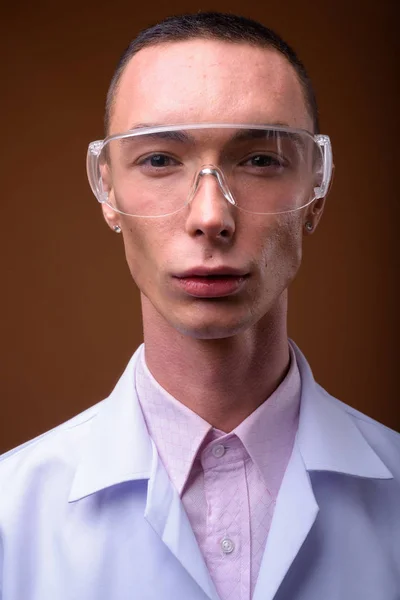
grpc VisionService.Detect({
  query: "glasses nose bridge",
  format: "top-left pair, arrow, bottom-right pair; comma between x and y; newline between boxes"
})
188,165 -> 236,207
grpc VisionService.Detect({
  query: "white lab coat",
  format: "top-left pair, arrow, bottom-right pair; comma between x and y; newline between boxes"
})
0,342 -> 399,599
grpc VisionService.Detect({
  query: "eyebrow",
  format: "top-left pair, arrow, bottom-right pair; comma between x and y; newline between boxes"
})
122,122 -> 302,146
229,128 -> 283,142
124,124 -> 193,143
129,121 -> 291,128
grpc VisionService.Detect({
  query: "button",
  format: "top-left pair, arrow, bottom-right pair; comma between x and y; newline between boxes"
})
212,444 -> 226,458
221,538 -> 235,554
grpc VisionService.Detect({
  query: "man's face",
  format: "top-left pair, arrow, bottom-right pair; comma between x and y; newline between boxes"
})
104,40 -> 322,339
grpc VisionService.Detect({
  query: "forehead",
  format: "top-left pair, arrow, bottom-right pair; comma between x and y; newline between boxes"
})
111,40 -> 311,134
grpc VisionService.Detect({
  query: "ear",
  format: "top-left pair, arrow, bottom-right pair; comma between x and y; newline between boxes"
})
99,163 -> 122,232
101,196 -> 121,232
304,163 -> 335,234
303,195 -> 326,235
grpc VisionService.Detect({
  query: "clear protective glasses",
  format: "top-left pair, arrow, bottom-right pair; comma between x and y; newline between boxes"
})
87,124 -> 333,218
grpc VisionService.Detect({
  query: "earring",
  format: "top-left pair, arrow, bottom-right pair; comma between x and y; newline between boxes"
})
305,221 -> 313,232
113,225 -> 122,233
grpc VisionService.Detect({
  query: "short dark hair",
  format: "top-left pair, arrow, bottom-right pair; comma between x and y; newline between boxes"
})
105,12 -> 319,135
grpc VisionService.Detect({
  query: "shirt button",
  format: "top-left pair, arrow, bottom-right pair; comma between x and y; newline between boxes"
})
212,444 -> 226,458
221,538 -> 235,554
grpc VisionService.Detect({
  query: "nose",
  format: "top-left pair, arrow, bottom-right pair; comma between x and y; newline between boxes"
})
185,166 -> 236,240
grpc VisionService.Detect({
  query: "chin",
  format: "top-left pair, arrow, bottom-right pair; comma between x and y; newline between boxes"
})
144,291 -> 274,340
170,310 -> 257,340
177,325 -> 246,340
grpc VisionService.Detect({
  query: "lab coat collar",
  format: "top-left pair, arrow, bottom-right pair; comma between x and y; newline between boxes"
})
69,350 -> 152,502
69,341 -> 392,503
292,341 -> 393,479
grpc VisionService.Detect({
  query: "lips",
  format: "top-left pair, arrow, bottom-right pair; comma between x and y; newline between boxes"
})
176,267 -> 249,278
173,267 -> 249,298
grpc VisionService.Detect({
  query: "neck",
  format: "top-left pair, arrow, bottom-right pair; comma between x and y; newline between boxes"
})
141,294 -> 290,432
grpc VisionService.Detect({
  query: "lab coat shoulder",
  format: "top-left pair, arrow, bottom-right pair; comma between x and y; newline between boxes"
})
0,400 -> 104,516
318,382 -> 400,479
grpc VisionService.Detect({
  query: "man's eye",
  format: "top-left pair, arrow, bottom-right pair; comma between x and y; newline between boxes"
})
244,155 -> 284,168
143,154 -> 177,168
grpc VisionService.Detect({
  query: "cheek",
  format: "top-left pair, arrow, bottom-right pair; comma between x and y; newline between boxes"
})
276,218 -> 303,280
120,218 -> 173,292
120,221 -> 156,288
258,215 -> 303,284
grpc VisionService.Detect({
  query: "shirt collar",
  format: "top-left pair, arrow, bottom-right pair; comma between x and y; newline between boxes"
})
233,343 -> 301,495
136,347 -> 212,495
69,342 -> 392,503
138,343 -> 300,497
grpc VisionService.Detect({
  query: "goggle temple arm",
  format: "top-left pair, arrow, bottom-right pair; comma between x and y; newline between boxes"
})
314,134 -> 333,199
86,140 -> 108,204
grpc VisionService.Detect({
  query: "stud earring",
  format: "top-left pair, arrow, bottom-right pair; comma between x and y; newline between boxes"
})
113,225 -> 122,233
305,221 -> 313,232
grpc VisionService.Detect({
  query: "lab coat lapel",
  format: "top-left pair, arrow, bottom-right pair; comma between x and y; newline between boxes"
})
253,440 -> 319,600
145,444 -> 220,600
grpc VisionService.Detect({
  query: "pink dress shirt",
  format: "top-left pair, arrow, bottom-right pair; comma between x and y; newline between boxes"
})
135,345 -> 301,600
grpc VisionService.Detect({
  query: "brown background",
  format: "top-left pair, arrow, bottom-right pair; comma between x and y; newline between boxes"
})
1,0 -> 399,453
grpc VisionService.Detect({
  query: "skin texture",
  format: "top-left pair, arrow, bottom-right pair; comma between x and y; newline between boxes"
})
102,40 -> 326,431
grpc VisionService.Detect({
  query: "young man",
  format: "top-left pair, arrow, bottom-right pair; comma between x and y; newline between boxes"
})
1,12 -> 399,600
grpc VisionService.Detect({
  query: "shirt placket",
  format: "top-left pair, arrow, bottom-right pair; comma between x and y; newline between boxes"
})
201,437 -> 251,600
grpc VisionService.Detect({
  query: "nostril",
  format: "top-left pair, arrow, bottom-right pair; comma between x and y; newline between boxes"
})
194,228 -> 230,238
